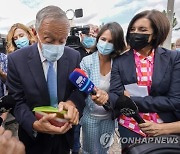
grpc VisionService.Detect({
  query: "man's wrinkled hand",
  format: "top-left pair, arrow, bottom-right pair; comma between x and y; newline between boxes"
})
33,113 -> 72,135
58,101 -> 79,125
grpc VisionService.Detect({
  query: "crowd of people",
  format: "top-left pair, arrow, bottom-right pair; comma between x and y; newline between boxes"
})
0,4 -> 179,154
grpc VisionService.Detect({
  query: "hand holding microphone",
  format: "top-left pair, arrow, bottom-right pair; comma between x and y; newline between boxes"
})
0,95 -> 16,113
69,68 -> 111,110
0,95 -> 16,126
91,87 -> 109,106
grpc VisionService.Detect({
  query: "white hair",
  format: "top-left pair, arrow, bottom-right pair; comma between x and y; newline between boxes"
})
35,5 -> 69,31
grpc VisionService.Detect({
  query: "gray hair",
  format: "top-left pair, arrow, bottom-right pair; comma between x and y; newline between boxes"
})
35,5 -> 68,31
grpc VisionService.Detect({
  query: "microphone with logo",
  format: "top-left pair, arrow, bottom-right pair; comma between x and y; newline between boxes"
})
69,68 -> 112,110
115,95 -> 145,124
0,95 -> 16,125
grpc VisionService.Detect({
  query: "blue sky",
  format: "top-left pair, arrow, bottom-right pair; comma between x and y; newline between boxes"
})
0,0 -> 179,42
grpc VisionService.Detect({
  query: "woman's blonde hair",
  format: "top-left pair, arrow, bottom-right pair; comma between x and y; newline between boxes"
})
6,23 -> 37,54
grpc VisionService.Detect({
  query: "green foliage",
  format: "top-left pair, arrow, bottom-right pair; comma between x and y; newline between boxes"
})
163,10 -> 180,31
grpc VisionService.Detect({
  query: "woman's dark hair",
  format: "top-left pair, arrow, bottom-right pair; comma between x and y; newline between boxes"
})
126,9 -> 170,48
92,22 -> 126,58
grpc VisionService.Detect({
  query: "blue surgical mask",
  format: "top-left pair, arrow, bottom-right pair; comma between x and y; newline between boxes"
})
176,48 -> 180,51
41,43 -> 65,62
82,36 -> 96,48
97,40 -> 114,55
14,36 -> 29,49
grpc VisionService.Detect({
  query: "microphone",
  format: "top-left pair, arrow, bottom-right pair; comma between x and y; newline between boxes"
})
0,95 -> 16,126
73,68 -> 87,76
69,68 -> 111,110
0,95 -> 16,113
69,68 -> 96,95
115,95 -> 145,124
0,117 -> 2,126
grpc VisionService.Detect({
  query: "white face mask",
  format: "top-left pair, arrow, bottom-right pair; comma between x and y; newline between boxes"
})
38,35 -> 65,62
41,43 -> 65,62
14,36 -> 30,49
176,48 -> 180,51
97,39 -> 114,55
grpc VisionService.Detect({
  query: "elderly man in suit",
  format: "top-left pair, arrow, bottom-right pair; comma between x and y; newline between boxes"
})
7,5 -> 88,154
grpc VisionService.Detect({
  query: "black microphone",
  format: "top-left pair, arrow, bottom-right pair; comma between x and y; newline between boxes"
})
0,95 -> 16,126
69,68 -> 112,111
115,95 -> 145,124
0,117 -> 2,126
0,95 -> 16,113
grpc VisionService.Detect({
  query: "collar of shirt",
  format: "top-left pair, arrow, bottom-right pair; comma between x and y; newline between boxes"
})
37,43 -> 57,80
37,43 -> 46,63
134,49 -> 155,64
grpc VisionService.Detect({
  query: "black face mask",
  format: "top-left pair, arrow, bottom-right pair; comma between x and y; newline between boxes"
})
128,33 -> 151,51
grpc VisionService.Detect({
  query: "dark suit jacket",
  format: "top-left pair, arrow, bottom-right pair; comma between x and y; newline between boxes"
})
7,43 -> 86,153
109,48 -> 180,122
